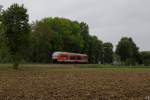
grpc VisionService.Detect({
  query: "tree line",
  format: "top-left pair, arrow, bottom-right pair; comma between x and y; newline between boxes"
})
0,4 -> 149,68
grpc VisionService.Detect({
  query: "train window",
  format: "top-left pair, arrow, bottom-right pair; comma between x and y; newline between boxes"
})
77,56 -> 81,60
83,56 -> 88,60
70,56 -> 76,60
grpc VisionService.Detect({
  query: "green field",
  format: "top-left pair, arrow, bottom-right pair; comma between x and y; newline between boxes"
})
0,64 -> 150,100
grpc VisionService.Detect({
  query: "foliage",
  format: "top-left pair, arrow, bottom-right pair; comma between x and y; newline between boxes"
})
87,36 -> 103,63
2,3 -> 148,65
1,4 -> 30,69
116,37 -> 139,64
103,42 -> 113,64
140,51 -> 150,66
29,17 -> 103,63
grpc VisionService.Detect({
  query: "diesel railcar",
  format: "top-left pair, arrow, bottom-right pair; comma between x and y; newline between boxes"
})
52,52 -> 88,63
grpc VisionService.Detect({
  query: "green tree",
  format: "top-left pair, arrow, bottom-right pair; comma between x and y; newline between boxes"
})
30,17 -> 85,62
116,37 -> 139,65
88,36 -> 103,64
1,4 -> 30,69
140,51 -> 150,66
79,22 -> 104,63
79,22 -> 90,53
0,24 -> 12,63
29,17 -> 104,64
29,21 -> 53,63
103,42 -> 113,64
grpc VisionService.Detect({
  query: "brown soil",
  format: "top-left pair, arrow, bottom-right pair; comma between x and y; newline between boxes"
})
0,66 -> 150,100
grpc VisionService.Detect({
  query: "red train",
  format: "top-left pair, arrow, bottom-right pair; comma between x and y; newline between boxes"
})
52,52 -> 88,63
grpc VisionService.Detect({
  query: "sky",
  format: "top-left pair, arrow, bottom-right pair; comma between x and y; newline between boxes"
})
0,0 -> 150,51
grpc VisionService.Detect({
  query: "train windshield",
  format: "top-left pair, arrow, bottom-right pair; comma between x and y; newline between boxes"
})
52,52 -> 62,57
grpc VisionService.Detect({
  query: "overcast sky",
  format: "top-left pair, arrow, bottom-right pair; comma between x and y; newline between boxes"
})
0,0 -> 150,51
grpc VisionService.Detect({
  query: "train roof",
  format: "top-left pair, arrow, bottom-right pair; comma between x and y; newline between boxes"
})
52,51 -> 88,56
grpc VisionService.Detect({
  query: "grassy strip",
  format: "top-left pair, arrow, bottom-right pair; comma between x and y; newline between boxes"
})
0,64 -> 150,71
78,64 -> 150,68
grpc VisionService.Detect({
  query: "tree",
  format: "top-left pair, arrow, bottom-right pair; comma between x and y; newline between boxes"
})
0,24 -> 12,63
140,51 -> 150,66
79,22 -> 90,53
22,17 -> 104,64
79,22 -> 104,63
116,37 -> 139,65
103,42 -> 113,64
1,4 -> 30,69
30,17 -> 86,63
87,36 -> 103,64
29,21 -> 53,63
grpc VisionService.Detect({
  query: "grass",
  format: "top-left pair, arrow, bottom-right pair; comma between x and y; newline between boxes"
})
0,64 -> 150,100
78,64 -> 150,68
0,63 -> 149,69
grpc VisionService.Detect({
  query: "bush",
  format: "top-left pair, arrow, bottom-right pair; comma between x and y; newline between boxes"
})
143,59 -> 150,66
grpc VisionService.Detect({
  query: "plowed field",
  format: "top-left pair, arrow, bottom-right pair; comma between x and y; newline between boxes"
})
0,64 -> 150,100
